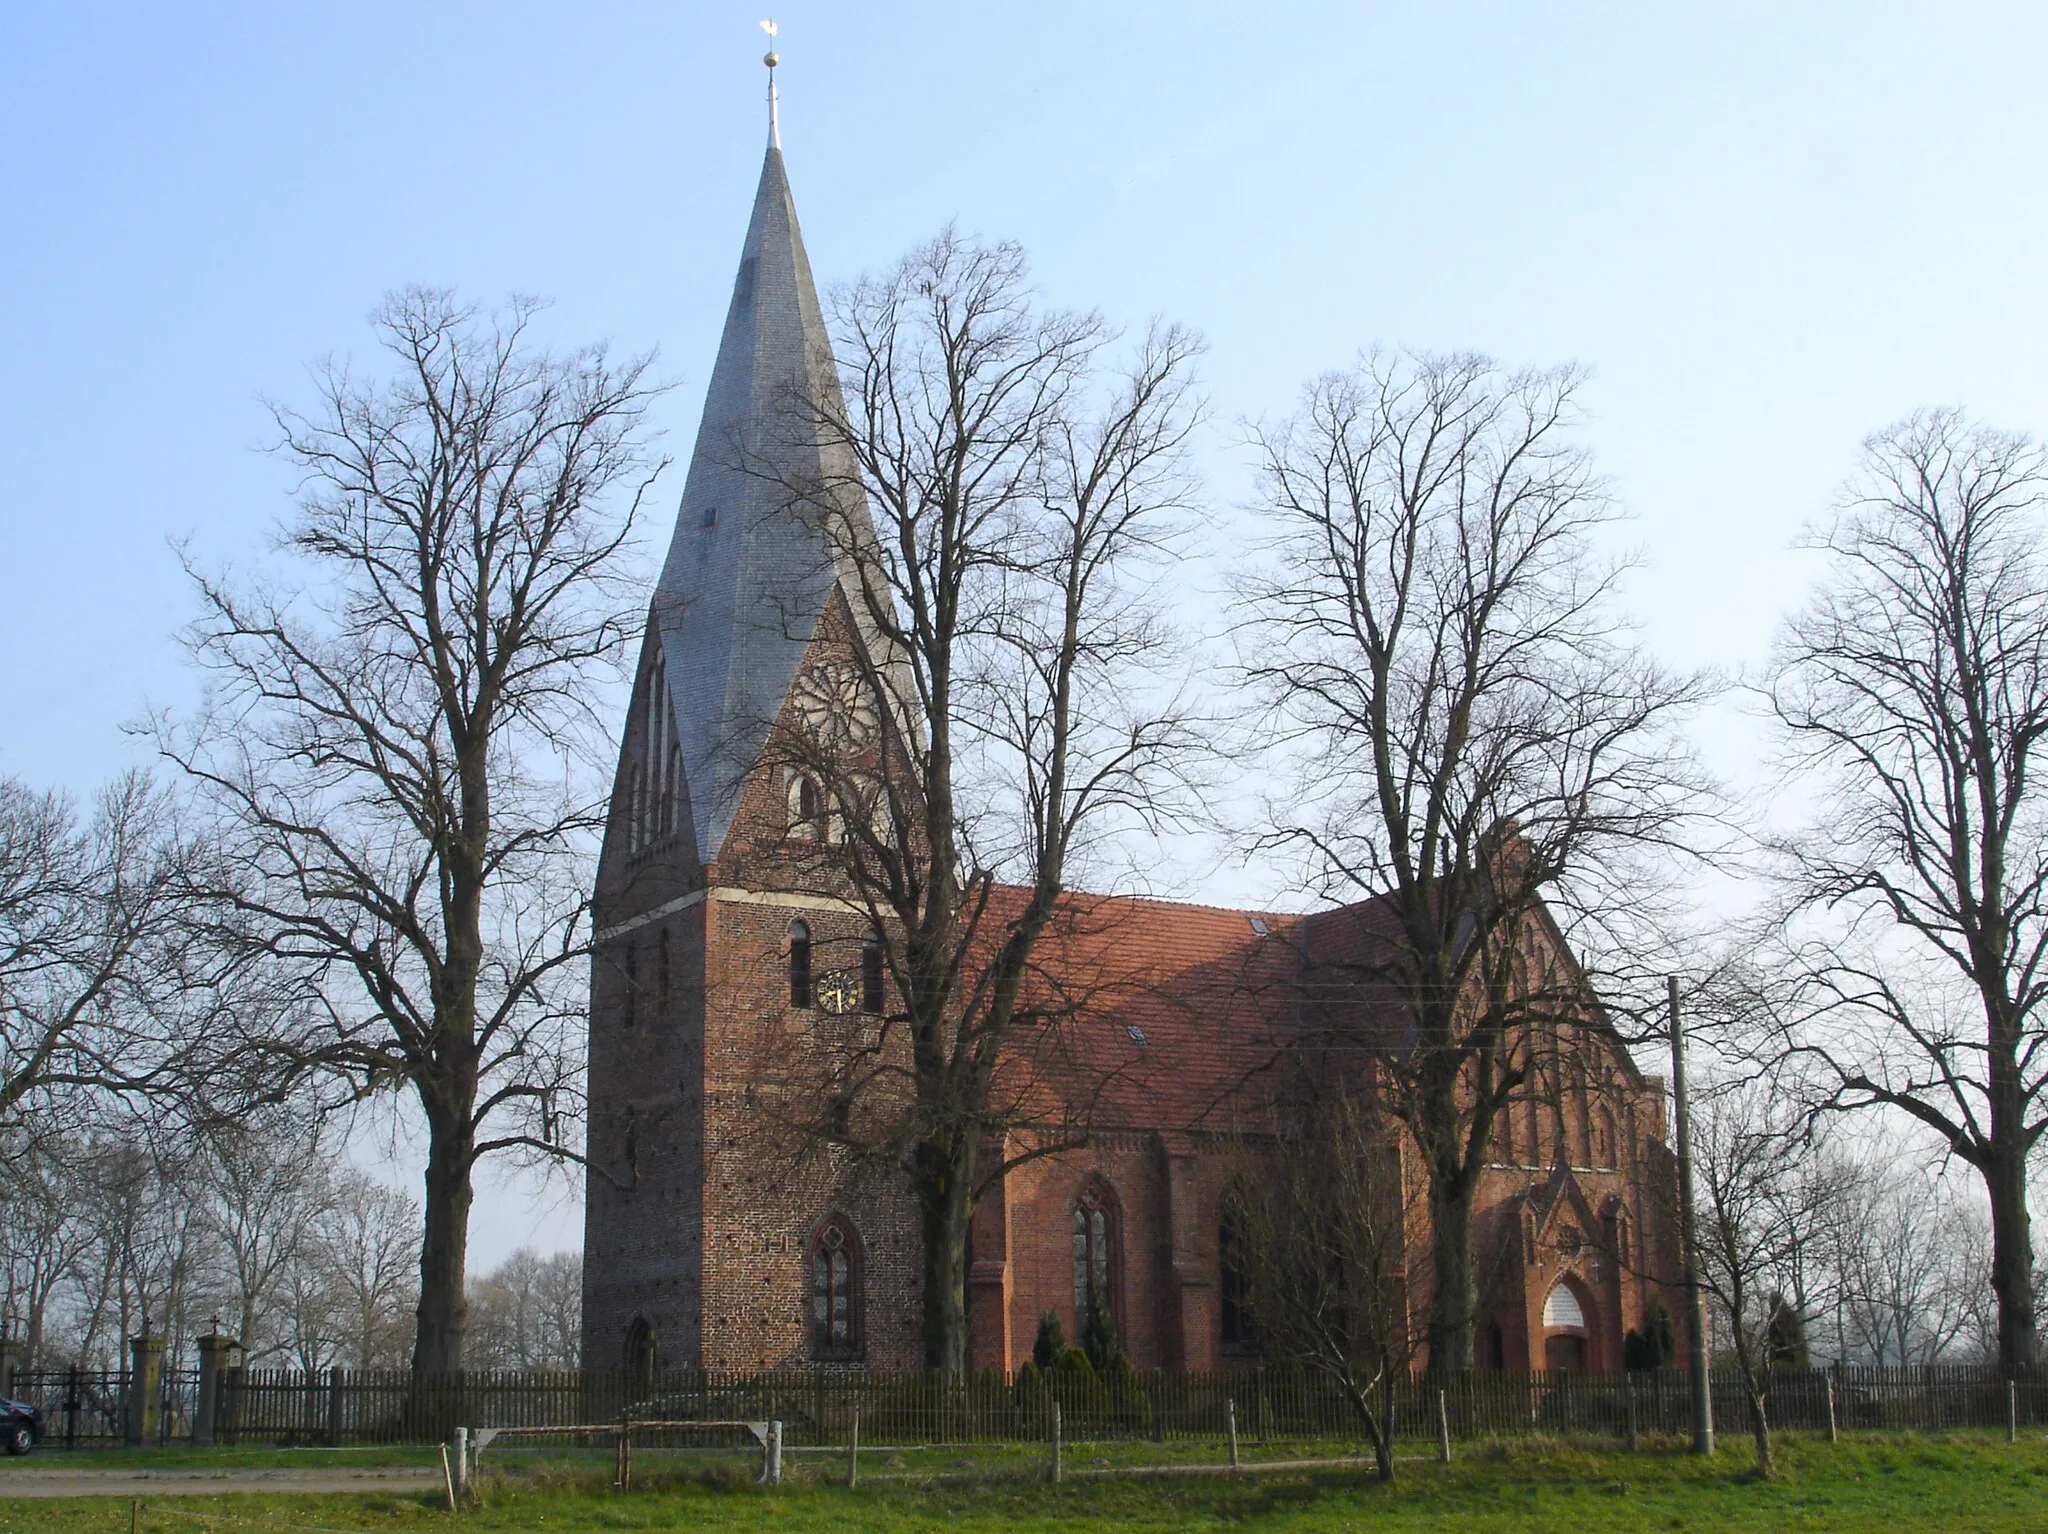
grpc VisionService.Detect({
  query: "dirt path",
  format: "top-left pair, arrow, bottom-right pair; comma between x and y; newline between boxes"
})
0,1466 -> 441,1499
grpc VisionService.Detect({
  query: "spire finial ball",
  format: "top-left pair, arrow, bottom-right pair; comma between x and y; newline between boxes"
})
764,50 -> 779,67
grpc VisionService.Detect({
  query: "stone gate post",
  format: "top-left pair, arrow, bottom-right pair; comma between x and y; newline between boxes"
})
126,1335 -> 166,1446
193,1334 -> 238,1446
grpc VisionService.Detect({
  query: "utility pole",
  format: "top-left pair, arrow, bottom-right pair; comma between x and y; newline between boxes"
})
1668,975 -> 1715,1456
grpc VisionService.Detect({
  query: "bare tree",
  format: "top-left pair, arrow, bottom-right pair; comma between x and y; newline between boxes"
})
311,1172 -> 420,1370
466,1247 -> 580,1368
165,290 -> 665,1371
1222,1081 -> 1421,1481
0,773 -> 218,1128
196,1110 -> 332,1361
1767,408 -> 2048,1372
0,1140 -> 92,1365
1243,350 -> 1709,1371
1829,1159 -> 1982,1366
754,232 -> 1204,1372
1687,1081 -> 1842,1477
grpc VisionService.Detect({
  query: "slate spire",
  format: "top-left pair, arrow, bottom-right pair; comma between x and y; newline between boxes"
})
644,143 -> 866,865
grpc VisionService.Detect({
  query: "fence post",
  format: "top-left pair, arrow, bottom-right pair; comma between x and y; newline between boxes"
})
1437,1389 -> 1451,1463
766,1419 -> 783,1486
1050,1400 -> 1062,1484
327,1367 -> 345,1447
616,1408 -> 631,1492
2009,1380 -> 2019,1445
847,1405 -> 859,1487
1824,1377 -> 1837,1443
451,1427 -> 469,1501
1625,1375 -> 1638,1452
1227,1397 -> 1240,1476
64,1363 -> 79,1451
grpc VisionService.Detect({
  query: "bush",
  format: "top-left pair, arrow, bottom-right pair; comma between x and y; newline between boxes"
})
1032,1312 -> 1067,1372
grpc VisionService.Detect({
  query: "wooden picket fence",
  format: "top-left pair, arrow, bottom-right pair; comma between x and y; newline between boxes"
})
9,1363 -> 2045,1448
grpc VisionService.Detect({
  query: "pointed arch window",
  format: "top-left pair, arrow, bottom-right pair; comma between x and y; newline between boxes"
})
1219,1200 -> 1257,1354
622,942 -> 639,1029
624,1316 -> 658,1386
812,1215 -> 863,1358
1072,1180 -> 1120,1334
788,920 -> 813,1009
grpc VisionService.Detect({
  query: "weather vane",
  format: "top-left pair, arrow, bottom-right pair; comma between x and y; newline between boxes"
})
760,19 -> 780,148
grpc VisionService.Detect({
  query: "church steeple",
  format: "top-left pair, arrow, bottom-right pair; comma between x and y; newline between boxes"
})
636,137 -> 866,866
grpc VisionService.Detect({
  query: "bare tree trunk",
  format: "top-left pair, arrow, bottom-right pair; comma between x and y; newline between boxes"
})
1745,1381 -> 1773,1477
1985,1148 -> 2038,1374
413,1109 -> 475,1375
914,1138 -> 972,1375
1427,1173 -> 1477,1375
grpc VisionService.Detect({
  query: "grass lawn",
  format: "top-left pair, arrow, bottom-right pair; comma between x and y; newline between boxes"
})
1,1431 -> 2044,1531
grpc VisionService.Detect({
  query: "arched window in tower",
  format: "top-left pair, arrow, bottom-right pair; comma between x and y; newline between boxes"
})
787,773 -> 825,841
624,1316 -> 658,1386
861,930 -> 885,1015
1072,1180 -> 1120,1335
788,920 -> 813,1009
627,762 -> 645,852
622,943 -> 638,1029
811,1215 -> 863,1358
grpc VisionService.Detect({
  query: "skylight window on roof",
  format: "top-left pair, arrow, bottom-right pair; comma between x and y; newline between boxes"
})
1126,1024 -> 1147,1047
1248,917 -> 1269,936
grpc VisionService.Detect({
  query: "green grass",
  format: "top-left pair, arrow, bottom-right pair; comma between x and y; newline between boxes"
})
2,1431 -> 2045,1531
0,1444 -> 438,1470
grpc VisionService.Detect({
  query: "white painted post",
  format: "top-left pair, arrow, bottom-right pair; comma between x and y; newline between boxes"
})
451,1427 -> 469,1501
768,1419 -> 783,1486
1227,1397 -> 1240,1476
1051,1401 -> 1063,1484
1825,1378 -> 1838,1444
848,1405 -> 860,1488
1437,1389 -> 1451,1463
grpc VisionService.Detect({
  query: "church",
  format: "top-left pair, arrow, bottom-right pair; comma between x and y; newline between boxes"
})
579,125 -> 1685,1379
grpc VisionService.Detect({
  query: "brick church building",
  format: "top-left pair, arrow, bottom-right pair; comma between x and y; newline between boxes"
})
580,133 -> 1685,1379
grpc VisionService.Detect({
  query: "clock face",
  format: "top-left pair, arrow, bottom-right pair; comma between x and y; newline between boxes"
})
794,659 -> 879,746
813,971 -> 859,1015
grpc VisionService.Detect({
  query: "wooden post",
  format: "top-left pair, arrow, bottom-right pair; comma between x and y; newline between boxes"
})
327,1367 -> 345,1447
451,1428 -> 469,1501
616,1410 -> 632,1492
1437,1389 -> 1451,1463
848,1405 -> 860,1487
439,1445 -> 457,1512
1825,1377 -> 1838,1443
763,1419 -> 782,1487
2009,1380 -> 2019,1445
1050,1400 -> 1063,1484
1227,1397 -> 1240,1476
130,1499 -> 140,1534
1625,1375 -> 1639,1452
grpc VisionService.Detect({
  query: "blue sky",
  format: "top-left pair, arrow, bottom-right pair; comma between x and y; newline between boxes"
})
5,1 -> 2045,1257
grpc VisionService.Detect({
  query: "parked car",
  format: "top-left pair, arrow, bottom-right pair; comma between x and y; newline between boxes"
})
0,1398 -> 39,1455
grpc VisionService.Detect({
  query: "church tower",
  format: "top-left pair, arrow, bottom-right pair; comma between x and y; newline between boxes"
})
580,122 -> 922,1373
